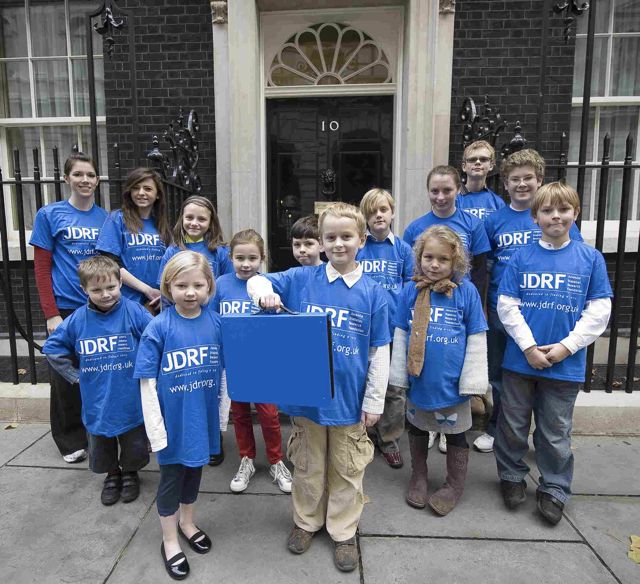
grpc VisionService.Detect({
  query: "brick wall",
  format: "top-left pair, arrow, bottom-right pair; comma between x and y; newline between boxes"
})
449,0 -> 576,168
102,0 -> 216,209
0,264 -> 46,339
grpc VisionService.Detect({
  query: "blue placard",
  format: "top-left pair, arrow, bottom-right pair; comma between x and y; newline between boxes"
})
220,312 -> 334,406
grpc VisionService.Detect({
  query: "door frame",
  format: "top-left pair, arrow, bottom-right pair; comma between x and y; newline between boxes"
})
260,7 -> 405,259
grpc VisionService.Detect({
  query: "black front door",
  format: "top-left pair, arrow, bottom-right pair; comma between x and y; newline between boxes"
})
267,96 -> 393,271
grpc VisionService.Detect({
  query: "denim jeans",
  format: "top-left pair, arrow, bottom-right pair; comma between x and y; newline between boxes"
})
494,369 -> 580,504
486,308 -> 507,437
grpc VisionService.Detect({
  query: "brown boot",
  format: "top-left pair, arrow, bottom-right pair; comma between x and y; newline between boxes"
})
428,444 -> 469,516
406,432 -> 429,509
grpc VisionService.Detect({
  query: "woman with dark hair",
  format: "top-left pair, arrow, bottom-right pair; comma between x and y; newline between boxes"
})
97,168 -> 172,312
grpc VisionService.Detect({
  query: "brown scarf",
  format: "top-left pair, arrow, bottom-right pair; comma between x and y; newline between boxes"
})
407,275 -> 458,377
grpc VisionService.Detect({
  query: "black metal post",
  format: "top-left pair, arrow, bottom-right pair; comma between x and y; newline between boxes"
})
558,132 -> 568,181
12,151 -> 37,384
0,166 -> 19,384
575,0 -> 596,228
86,11 -> 101,207
605,134 -> 634,392
32,149 -> 44,211
535,0 -> 552,150
53,147 -> 63,202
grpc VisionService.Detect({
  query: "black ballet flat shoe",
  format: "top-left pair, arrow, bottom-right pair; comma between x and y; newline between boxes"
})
161,542 -> 190,580
178,525 -> 212,554
208,434 -> 224,466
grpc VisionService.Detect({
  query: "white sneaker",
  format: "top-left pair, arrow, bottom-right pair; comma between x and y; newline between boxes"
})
230,456 -> 255,493
438,433 -> 447,454
474,432 -> 494,453
270,460 -> 293,493
62,449 -> 87,463
428,432 -> 437,449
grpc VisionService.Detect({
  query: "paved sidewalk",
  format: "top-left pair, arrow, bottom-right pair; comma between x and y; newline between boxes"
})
1,422 -> 639,584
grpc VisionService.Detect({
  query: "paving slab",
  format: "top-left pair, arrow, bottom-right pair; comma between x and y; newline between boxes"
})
359,432 -> 579,540
566,496 -> 640,584
0,466 -> 158,584
0,422 -> 50,466
108,492 -> 359,584
360,537 -> 619,584
524,435 -> 640,496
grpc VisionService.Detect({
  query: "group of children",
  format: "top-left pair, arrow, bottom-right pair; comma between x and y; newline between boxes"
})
31,142 -> 612,579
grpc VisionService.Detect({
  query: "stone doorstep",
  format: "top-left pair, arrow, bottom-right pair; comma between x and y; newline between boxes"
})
1,382 -> 639,435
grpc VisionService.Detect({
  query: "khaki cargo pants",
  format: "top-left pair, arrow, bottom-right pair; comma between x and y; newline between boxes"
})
287,416 -> 375,542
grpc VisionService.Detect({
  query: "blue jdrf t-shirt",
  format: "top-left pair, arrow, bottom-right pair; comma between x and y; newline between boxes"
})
402,208 -> 491,256
42,297 -> 152,437
30,200 -> 108,309
134,306 -> 223,466
357,233 -> 414,337
394,280 -> 488,411
157,241 -> 233,286
456,187 -> 505,223
498,241 -> 612,382
485,206 -> 583,310
212,272 -> 259,315
96,210 -> 167,303
266,265 -> 390,425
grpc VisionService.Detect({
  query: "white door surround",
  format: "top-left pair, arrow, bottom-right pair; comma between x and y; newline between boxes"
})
211,0 -> 455,246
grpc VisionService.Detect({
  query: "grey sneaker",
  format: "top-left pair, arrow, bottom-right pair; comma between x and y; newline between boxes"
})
334,537 -> 358,572
501,479 -> 527,509
287,526 -> 314,554
63,449 -> 87,463
229,456 -> 255,493
270,460 -> 293,493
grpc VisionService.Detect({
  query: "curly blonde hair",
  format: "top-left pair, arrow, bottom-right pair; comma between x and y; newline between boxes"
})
413,225 -> 470,282
500,148 -> 545,181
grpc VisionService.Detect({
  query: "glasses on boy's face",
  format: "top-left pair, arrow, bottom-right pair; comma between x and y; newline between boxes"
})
465,156 -> 491,164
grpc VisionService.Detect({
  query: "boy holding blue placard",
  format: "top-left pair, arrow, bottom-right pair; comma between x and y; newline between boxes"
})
43,256 -> 152,506
357,188 -> 413,468
248,203 -> 390,572
495,182 -> 612,525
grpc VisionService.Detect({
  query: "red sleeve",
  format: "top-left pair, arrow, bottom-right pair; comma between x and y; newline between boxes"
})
33,246 -> 59,319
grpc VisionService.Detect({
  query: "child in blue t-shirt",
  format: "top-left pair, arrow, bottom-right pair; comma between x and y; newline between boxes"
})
476,149 -> 583,455
457,140 -> 505,223
96,168 -> 172,311
30,152 -> 107,463
134,251 -> 230,580
402,165 -> 490,294
43,256 -> 152,506
212,229 -> 292,494
495,182 -> 612,526
248,203 -> 390,572
389,225 -> 488,516
291,215 -> 323,266
157,195 -> 233,287
356,188 -> 413,469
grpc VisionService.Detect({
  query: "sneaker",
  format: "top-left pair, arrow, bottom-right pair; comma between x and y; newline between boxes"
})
428,432 -> 437,449
333,537 -> 358,572
270,460 -> 293,493
536,491 -> 564,525
501,479 -> 527,510
229,456 -> 255,493
438,433 -> 447,453
62,449 -> 87,464
380,442 -> 404,469
473,433 -> 494,453
287,526 -> 314,554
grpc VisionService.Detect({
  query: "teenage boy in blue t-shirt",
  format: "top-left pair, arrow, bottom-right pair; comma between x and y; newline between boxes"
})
43,256 -> 152,506
475,149 -> 583,454
356,188 -> 413,469
495,182 -> 612,526
248,203 -> 390,573
457,140 -> 505,223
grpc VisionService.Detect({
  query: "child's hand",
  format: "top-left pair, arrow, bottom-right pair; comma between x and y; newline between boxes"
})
361,411 -> 380,427
46,315 -> 63,335
524,346 -> 552,370
259,293 -> 282,311
538,343 -> 571,364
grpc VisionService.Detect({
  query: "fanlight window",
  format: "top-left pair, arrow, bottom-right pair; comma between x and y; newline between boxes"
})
268,22 -> 392,87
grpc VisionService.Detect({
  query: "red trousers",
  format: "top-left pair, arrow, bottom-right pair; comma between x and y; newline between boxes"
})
231,401 -> 283,464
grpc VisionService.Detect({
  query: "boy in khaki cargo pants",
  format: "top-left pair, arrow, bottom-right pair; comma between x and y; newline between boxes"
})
248,202 -> 390,572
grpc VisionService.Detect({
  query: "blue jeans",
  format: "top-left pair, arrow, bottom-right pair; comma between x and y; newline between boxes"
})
486,308 -> 507,437
494,370 -> 580,504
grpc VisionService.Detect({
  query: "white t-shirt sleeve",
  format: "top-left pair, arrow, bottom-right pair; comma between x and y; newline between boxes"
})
497,294 -> 537,352
560,297 -> 612,354
140,378 -> 167,452
361,344 -> 390,415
